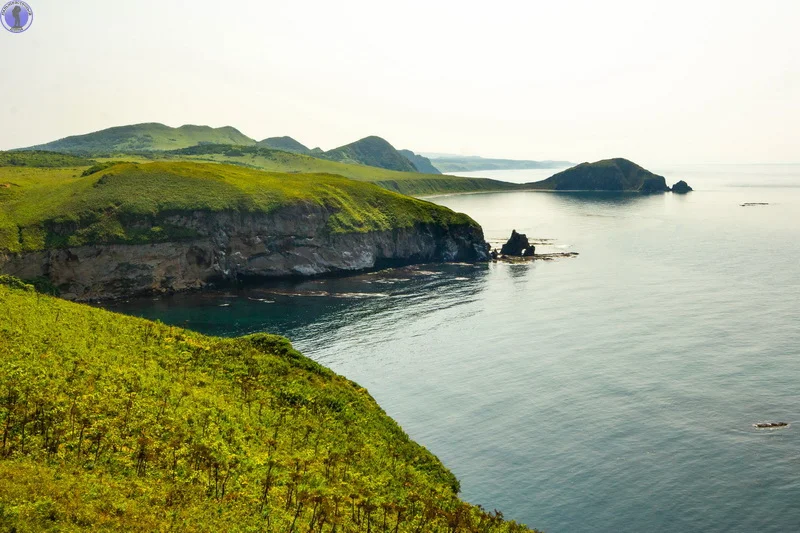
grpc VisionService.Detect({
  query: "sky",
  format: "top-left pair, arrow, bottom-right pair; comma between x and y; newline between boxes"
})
1,0 -> 799,164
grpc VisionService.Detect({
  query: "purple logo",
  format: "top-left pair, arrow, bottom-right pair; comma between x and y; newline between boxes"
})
2,1 -> 33,33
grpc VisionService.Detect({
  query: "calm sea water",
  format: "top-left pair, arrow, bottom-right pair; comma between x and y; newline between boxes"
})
107,164 -> 800,532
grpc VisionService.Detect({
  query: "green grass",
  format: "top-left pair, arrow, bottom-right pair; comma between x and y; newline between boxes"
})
0,160 -> 479,253
161,145 -> 524,196
25,123 -> 257,154
0,151 -> 95,168
0,277 -> 534,531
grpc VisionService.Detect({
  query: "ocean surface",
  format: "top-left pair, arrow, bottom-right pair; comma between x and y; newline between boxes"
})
106,164 -> 800,533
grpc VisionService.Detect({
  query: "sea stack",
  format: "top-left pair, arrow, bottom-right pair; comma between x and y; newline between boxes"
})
500,230 -> 535,257
671,180 -> 693,194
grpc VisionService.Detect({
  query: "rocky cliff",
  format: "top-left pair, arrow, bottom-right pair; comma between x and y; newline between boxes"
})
0,204 -> 488,300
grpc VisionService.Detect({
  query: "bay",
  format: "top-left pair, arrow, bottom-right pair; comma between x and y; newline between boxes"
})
106,164 -> 800,532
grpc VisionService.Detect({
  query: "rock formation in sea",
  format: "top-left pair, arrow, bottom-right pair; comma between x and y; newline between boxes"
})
671,180 -> 693,193
500,230 -> 535,257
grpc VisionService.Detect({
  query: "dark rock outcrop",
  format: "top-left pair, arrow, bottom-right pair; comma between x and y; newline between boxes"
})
529,158 -> 670,193
671,180 -> 693,194
753,422 -> 789,428
0,205 -> 489,301
500,230 -> 535,257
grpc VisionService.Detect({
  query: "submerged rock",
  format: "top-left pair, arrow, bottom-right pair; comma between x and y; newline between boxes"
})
753,422 -> 789,429
500,230 -> 535,257
671,180 -> 693,194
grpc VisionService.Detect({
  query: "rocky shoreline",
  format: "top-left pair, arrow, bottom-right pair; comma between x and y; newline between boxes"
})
0,205 -> 490,301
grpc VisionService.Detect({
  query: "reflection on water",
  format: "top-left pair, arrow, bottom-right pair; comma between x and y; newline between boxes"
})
106,263 -> 491,341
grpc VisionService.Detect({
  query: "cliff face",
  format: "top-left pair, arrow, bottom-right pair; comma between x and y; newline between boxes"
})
0,203 -> 488,300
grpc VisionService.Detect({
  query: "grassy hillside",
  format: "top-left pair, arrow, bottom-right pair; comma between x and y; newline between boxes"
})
0,277 -> 533,531
257,136 -> 311,154
0,151 -> 95,168
24,123 -> 256,154
161,145 -> 523,196
528,158 -> 670,192
0,160 -> 479,254
321,136 -> 418,173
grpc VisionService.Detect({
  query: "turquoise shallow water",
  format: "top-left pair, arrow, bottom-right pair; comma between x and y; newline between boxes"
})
107,165 -> 800,532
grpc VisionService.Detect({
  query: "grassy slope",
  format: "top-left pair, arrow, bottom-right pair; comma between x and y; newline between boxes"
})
257,136 -> 311,154
25,123 -> 256,154
157,145 -> 523,196
0,151 -> 95,168
0,160 -> 478,254
0,278 -> 533,531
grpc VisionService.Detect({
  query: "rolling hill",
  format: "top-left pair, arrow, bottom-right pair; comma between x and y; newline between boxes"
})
0,276 -> 533,531
320,136 -> 418,172
23,123 -> 256,154
158,144 -> 523,196
257,135 -> 311,154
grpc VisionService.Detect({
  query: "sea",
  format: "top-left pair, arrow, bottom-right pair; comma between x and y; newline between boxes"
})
105,164 -> 800,533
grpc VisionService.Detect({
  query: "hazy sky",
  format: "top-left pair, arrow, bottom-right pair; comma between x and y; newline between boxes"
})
2,0 -> 799,164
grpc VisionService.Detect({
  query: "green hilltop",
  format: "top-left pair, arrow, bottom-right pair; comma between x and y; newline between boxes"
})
320,136 -> 418,173
0,158 -> 479,254
156,144 -> 523,196
528,157 -> 670,193
257,136 -> 311,154
0,277 -> 533,531
24,123 -> 257,154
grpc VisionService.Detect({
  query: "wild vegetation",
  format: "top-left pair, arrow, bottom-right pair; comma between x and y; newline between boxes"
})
0,151 -> 95,168
24,123 -> 256,154
160,145 -> 523,196
318,137 -> 418,173
0,160 -> 479,253
257,136 -> 312,154
0,277 -> 534,531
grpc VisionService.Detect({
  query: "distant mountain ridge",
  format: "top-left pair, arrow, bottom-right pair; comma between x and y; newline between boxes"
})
398,149 -> 441,174
24,123 -> 256,154
21,124 -> 442,175
427,155 -> 572,172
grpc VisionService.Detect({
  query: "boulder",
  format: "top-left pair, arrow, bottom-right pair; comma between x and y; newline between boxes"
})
671,180 -> 693,194
500,230 -> 533,257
